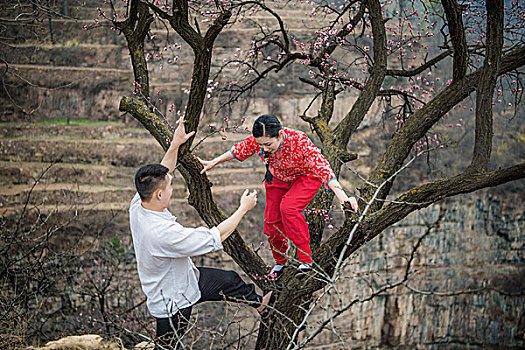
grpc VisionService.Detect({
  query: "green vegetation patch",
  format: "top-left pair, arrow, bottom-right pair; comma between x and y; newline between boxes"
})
36,118 -> 124,126
0,119 -> 124,127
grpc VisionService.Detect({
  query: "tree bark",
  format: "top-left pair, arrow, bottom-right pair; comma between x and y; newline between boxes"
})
116,0 -> 153,99
470,0 -> 503,171
442,0 -> 467,80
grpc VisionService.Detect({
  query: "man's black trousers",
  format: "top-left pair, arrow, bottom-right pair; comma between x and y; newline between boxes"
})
155,267 -> 262,346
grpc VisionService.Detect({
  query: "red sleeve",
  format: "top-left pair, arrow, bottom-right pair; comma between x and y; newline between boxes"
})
299,133 -> 336,185
230,136 -> 259,161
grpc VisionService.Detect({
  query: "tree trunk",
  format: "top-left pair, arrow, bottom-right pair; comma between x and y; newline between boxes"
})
255,290 -> 313,350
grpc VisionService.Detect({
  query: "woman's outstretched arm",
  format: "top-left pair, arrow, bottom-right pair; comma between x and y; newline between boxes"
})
327,179 -> 359,212
198,151 -> 235,173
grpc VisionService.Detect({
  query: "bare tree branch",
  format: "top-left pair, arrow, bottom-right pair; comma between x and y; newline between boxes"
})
386,50 -> 452,77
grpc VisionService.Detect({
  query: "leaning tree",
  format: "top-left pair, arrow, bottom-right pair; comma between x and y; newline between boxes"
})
94,0 -> 524,348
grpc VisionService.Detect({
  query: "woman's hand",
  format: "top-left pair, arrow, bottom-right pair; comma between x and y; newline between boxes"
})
198,151 -> 235,174
198,157 -> 217,174
329,179 -> 359,213
337,194 -> 359,213
345,196 -> 359,213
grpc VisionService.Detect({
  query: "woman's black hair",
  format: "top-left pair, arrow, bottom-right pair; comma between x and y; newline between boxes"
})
252,114 -> 282,138
252,115 -> 283,184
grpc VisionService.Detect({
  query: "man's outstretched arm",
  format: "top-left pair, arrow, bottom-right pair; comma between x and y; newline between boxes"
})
160,116 -> 195,173
217,189 -> 257,241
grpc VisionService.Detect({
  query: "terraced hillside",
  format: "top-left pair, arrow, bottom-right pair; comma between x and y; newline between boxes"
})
0,120 -> 270,228
2,0 -> 350,125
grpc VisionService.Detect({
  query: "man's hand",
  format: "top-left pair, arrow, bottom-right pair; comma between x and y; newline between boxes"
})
217,189 -> 257,241
171,116 -> 195,148
161,117 -> 196,172
239,189 -> 257,213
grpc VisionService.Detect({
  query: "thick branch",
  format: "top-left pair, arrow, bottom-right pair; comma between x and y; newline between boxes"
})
178,47 -> 215,155
441,0 -> 467,79
203,9 -> 232,47
312,83 -> 336,144
361,46 -> 525,212
367,163 -> 525,239
470,0 -> 504,171
168,0 -> 203,51
333,0 -> 387,148
120,96 -> 172,150
116,0 -> 153,98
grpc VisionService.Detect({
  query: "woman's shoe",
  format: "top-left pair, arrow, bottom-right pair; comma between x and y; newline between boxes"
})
295,262 -> 312,275
270,264 -> 285,279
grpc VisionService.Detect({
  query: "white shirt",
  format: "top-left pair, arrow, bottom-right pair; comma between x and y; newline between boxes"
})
129,193 -> 223,318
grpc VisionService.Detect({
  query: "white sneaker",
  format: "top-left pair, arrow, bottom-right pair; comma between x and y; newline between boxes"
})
270,264 -> 285,278
296,263 -> 312,275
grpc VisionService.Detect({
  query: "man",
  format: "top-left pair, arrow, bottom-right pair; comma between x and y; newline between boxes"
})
129,117 -> 272,346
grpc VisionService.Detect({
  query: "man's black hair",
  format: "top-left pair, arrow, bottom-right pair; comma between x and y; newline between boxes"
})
252,115 -> 283,184
135,164 -> 170,201
252,114 -> 282,138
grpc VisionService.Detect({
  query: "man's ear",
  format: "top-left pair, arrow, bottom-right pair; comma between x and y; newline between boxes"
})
154,188 -> 163,201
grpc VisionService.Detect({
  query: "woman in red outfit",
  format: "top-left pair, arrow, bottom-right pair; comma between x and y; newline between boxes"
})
199,115 -> 358,275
